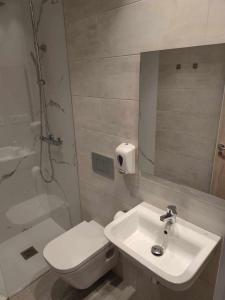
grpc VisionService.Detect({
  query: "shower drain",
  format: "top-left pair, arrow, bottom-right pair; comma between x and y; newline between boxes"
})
151,245 -> 164,257
20,246 -> 38,260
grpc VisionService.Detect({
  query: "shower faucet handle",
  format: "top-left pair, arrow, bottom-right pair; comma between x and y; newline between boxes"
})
40,134 -> 63,146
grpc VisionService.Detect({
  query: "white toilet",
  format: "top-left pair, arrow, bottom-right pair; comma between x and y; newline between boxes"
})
43,220 -> 118,289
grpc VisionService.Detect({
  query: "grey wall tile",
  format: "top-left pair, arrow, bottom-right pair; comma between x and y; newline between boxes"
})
160,48 -> 190,65
159,62 -> 225,90
155,149 -> 212,192
100,0 -> 142,12
157,88 -> 223,116
155,46 -> 225,194
160,44 -> 225,66
190,43 -> 225,63
157,111 -> 219,139
156,130 -> 216,163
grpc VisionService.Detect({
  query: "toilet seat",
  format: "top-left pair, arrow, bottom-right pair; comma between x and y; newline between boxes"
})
43,220 -> 110,274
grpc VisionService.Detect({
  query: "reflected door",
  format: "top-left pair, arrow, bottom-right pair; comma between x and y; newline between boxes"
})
211,88 -> 225,199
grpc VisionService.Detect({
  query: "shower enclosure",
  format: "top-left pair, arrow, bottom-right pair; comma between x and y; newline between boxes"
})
0,0 -> 81,298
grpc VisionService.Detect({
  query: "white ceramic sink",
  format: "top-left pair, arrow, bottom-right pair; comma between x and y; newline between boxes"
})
104,202 -> 220,290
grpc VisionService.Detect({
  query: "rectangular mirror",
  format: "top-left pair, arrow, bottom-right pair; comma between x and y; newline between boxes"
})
139,43 -> 225,199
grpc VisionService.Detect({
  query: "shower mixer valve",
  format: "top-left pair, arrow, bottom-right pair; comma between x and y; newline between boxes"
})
40,134 -> 63,146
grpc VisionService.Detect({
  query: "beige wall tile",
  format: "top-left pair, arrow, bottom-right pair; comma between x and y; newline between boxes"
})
75,127 -> 126,156
63,0 -> 100,22
73,96 -> 102,132
67,0 -> 205,58
75,128 -> 138,223
157,88 -> 223,116
160,0 -> 209,48
155,45 -> 225,193
156,130 -> 216,162
63,0 -> 225,299
98,0 -> 209,57
159,63 -> 225,90
206,0 -> 225,42
190,43 -> 225,63
157,111 -> 219,139
73,97 -> 139,139
70,56 -> 140,99
79,178 -> 120,225
100,0 -> 142,12
100,99 -> 139,138
155,149 -> 212,192
160,48 -> 190,65
67,16 -> 101,59
98,1 -> 172,56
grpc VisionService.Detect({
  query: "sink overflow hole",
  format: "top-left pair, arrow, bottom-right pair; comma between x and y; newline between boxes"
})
151,245 -> 164,257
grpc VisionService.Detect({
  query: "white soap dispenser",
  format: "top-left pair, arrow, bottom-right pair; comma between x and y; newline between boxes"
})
115,143 -> 136,174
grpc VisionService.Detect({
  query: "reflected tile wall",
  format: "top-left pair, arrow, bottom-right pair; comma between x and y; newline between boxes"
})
155,45 -> 225,192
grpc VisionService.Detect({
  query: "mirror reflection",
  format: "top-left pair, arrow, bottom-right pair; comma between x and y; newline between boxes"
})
139,43 -> 225,199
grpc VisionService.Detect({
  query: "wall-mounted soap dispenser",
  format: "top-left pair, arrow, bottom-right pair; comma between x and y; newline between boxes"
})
115,143 -> 136,174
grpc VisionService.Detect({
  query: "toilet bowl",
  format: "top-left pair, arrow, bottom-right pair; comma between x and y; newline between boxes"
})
43,220 -> 118,289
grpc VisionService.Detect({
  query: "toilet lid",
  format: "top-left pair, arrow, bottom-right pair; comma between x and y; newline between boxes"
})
43,220 -> 110,273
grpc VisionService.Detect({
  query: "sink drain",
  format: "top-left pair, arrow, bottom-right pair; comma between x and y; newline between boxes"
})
151,245 -> 164,257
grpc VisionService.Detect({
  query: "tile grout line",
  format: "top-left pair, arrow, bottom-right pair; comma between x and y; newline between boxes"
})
72,95 -> 139,102
76,126 -> 137,143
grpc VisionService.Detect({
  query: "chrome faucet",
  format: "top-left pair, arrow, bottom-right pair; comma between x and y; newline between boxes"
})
40,134 -> 63,146
160,205 -> 177,224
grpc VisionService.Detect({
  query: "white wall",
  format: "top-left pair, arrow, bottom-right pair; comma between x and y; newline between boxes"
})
0,1 -> 40,242
0,1 -> 34,148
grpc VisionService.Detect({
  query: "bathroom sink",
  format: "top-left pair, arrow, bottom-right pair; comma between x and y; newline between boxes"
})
104,202 -> 221,290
